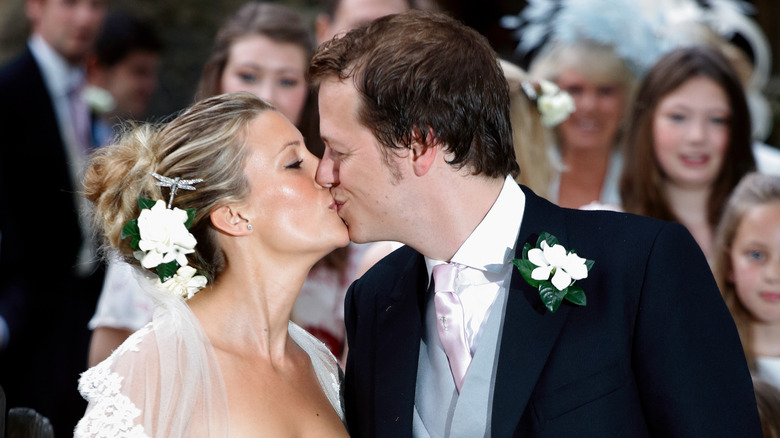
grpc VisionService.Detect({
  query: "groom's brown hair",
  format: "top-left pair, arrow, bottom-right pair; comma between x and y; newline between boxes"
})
309,10 -> 519,178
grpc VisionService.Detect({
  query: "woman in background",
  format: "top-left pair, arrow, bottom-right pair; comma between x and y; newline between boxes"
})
195,1 -> 318,153
530,39 -> 636,208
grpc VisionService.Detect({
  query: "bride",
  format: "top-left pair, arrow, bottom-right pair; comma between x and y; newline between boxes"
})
75,92 -> 350,437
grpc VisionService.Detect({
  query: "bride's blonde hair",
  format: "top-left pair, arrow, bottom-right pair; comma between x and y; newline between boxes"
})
84,92 -> 274,279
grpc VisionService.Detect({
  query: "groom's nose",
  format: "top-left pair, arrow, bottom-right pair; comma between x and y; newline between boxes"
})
316,146 -> 339,188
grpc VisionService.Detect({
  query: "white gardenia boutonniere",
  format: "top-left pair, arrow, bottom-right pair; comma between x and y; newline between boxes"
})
512,232 -> 594,313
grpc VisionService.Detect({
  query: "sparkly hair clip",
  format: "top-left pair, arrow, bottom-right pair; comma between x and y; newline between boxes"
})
521,79 -> 575,127
152,172 -> 204,208
120,173 -> 207,299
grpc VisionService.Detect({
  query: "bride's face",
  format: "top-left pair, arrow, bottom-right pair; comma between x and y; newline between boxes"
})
242,110 -> 349,256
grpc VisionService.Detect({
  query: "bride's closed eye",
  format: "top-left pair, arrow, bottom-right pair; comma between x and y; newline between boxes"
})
285,159 -> 303,169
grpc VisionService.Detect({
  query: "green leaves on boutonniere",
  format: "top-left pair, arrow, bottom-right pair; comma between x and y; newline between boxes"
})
512,232 -> 594,313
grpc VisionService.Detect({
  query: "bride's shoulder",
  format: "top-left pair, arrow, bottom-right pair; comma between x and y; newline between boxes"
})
79,323 -> 157,389
75,323 -> 158,438
105,321 -> 159,365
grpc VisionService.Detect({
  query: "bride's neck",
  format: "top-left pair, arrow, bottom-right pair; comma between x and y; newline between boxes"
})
188,260 -> 310,361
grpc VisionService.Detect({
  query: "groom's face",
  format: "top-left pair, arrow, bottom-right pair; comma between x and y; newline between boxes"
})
316,78 -> 409,243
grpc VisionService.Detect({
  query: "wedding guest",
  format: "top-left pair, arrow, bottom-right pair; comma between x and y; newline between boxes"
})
83,10 -> 163,367
195,1 -> 316,152
86,10 -> 162,146
620,47 -> 755,263
514,0 -> 656,209
311,10 -> 760,436
76,92 -> 349,436
528,39 -> 636,209
713,172 -> 780,389
632,0 -> 780,175
0,0 -> 107,435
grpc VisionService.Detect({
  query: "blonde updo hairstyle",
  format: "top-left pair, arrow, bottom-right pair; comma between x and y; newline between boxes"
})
84,92 -> 275,280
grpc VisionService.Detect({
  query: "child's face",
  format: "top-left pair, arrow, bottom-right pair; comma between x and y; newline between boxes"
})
731,201 -> 780,324
653,76 -> 730,190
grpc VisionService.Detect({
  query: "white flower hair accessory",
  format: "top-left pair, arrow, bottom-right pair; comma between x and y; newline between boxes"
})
121,173 -> 208,299
512,232 -> 594,313
521,79 -> 575,127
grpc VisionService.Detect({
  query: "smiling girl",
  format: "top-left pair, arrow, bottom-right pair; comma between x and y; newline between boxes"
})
620,46 -> 755,263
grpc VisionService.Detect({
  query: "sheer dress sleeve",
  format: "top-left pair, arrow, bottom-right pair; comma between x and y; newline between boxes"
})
75,291 -> 230,437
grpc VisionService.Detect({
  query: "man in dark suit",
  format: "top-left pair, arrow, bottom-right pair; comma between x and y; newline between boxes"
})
309,10 -> 762,437
0,0 -> 107,436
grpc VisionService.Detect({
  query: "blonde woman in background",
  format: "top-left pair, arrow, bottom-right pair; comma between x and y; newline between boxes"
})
529,40 -> 637,209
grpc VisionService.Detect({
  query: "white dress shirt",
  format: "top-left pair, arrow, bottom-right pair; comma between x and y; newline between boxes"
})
424,175 -> 525,355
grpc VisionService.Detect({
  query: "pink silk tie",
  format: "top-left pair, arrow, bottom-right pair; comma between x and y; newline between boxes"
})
69,82 -> 91,152
433,263 -> 472,392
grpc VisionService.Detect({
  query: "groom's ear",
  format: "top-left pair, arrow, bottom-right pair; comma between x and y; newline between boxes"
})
210,204 -> 251,236
409,126 -> 440,177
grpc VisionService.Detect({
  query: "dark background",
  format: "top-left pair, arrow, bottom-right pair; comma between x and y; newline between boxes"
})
1,0 -> 778,146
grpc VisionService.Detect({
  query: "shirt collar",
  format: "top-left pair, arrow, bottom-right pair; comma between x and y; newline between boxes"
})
28,34 -> 85,99
425,175 -> 526,277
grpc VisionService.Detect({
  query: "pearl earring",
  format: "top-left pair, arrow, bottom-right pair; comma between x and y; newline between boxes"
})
247,224 -> 253,231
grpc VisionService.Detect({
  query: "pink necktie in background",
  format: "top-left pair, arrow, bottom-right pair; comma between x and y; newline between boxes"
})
69,82 -> 91,152
433,263 -> 472,392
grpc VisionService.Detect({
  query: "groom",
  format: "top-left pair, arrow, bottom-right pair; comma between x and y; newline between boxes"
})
310,10 -> 761,438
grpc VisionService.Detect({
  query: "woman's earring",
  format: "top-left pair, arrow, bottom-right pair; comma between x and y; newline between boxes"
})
247,223 -> 253,231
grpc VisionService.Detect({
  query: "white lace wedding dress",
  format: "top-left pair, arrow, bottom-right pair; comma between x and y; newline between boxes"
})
74,288 -> 344,437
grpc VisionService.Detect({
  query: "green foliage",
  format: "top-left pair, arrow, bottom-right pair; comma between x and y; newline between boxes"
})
121,219 -> 141,250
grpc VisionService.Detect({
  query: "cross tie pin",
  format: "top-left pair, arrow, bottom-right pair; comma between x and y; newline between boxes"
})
151,172 -> 205,208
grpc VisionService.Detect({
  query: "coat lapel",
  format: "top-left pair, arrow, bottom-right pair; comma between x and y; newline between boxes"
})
491,187 -> 573,436
371,248 -> 428,437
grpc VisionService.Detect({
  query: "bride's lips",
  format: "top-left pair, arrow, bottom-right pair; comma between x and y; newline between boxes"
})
330,199 -> 345,213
